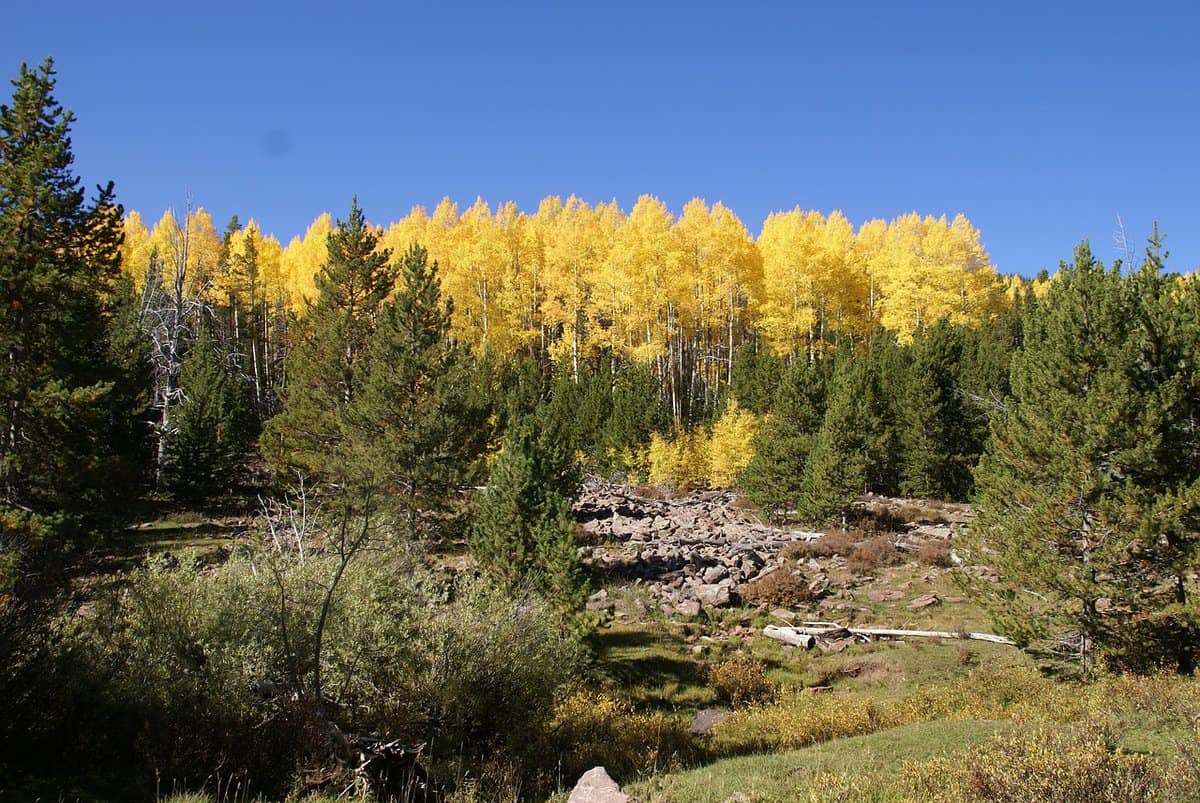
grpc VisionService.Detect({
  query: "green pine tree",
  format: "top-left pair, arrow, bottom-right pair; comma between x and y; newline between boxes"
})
730,343 -> 784,416
0,59 -> 145,576
966,242 -> 1200,673
469,407 -> 584,610
261,198 -> 399,480
161,327 -> 254,503
346,244 -> 486,536
797,357 -> 889,523
899,320 -> 975,501
740,359 -> 829,522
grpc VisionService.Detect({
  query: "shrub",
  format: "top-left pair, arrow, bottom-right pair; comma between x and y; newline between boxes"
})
905,725 -> 1165,802
916,539 -> 953,567
547,691 -> 704,784
97,546 -> 583,798
846,535 -> 904,574
780,530 -> 860,561
738,569 -> 816,608
710,690 -> 895,755
707,654 -> 776,706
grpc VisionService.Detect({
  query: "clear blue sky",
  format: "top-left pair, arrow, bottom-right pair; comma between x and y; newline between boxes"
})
5,0 -> 1198,276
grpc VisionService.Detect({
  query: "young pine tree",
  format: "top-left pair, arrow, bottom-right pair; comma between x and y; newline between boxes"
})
260,199 -> 398,480
740,359 -> 829,522
899,320 -> 975,501
470,407 -> 584,611
967,243 -> 1200,672
161,327 -> 254,503
797,358 -> 889,523
346,244 -> 486,536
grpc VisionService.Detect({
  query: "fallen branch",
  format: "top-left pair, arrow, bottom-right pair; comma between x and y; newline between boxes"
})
763,623 -> 1015,647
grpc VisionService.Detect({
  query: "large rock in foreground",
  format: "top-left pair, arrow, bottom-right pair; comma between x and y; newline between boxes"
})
568,766 -> 629,803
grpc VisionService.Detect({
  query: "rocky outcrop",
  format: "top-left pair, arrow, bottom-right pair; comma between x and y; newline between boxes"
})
574,484 -> 823,614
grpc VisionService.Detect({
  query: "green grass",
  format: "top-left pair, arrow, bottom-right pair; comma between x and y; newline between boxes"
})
631,719 -> 1006,802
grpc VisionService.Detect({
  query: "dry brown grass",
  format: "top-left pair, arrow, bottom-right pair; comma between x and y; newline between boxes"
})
915,539 -> 953,567
846,536 -> 905,574
781,530 -> 861,561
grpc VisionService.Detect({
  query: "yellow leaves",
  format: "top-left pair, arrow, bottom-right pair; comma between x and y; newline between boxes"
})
648,428 -> 710,489
121,198 -> 1011,362
647,400 -> 760,489
280,212 -> 333,311
707,400 -> 759,488
864,212 -> 1003,343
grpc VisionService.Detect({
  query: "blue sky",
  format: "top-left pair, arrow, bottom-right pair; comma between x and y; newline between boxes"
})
4,1 -> 1198,276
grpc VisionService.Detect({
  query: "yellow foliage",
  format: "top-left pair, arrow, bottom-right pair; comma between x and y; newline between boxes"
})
648,429 -> 710,489
706,399 -> 759,488
280,212 -> 333,311
123,198 -> 1013,367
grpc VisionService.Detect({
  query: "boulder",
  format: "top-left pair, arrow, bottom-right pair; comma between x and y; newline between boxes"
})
696,583 -> 732,608
586,590 -> 614,612
568,767 -> 628,803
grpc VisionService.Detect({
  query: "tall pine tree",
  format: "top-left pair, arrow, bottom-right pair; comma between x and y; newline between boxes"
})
740,359 -> 829,522
0,59 -> 145,577
968,243 -> 1200,672
261,199 -> 398,480
346,244 -> 485,535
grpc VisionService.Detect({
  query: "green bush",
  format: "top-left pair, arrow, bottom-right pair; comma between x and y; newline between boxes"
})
93,544 -> 582,798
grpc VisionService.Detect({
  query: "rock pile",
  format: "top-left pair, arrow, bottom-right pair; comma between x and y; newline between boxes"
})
574,484 -> 822,616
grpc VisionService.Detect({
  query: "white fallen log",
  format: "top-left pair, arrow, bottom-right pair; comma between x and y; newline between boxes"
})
762,625 -> 815,648
763,624 -> 1015,647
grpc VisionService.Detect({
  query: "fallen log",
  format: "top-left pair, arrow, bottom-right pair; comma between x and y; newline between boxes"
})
762,625 -> 815,648
763,623 -> 1015,647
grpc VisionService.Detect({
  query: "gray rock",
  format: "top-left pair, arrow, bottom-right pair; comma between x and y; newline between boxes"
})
568,766 -> 628,803
676,599 -> 702,617
696,583 -> 732,608
689,708 -> 731,736
702,565 -> 728,584
586,590 -> 614,612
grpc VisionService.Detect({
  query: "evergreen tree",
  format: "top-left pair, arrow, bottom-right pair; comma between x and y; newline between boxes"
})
797,357 -> 889,522
740,359 -> 828,522
598,359 -> 666,479
161,327 -> 254,503
261,199 -> 398,480
0,59 -> 145,575
967,243 -> 1200,672
899,320 -> 975,500
346,244 -> 485,535
730,343 -> 784,416
469,406 -> 584,610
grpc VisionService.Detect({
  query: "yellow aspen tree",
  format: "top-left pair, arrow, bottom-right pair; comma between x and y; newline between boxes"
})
612,195 -> 682,365
495,199 -> 543,353
853,217 -> 890,329
585,199 -> 631,358
147,207 -> 222,303
817,210 -> 870,345
706,399 -> 760,488
380,205 -> 430,267
280,212 -> 333,312
756,209 -> 820,359
120,210 -> 152,287
675,199 -> 763,405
